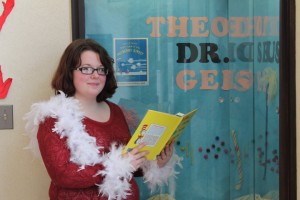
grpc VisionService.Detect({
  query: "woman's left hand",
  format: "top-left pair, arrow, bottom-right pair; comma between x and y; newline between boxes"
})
156,140 -> 175,168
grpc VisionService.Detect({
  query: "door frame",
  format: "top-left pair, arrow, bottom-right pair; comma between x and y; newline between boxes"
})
279,0 -> 296,199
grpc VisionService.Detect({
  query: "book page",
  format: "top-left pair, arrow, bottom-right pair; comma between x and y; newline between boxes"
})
136,124 -> 166,147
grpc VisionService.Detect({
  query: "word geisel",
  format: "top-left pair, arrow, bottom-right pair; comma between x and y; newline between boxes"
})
176,69 -> 274,92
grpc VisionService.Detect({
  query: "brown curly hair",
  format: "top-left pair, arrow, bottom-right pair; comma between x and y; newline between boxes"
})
51,38 -> 117,102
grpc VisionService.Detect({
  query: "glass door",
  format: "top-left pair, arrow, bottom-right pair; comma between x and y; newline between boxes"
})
228,0 -> 279,199
72,0 -> 283,199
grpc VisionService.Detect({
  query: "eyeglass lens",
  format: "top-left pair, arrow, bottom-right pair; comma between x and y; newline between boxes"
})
77,67 -> 107,75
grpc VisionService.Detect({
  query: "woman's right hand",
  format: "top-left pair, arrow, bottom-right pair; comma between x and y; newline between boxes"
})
123,143 -> 149,171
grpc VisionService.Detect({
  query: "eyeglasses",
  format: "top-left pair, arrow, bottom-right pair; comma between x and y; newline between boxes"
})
75,66 -> 108,76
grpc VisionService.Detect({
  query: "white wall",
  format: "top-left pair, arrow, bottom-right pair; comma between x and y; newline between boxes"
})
0,1 -> 71,199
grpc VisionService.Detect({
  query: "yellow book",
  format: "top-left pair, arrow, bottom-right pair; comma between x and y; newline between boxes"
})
123,108 -> 198,160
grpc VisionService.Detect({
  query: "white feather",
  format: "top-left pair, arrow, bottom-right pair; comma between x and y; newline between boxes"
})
96,143 -> 134,200
23,91 -> 103,167
142,152 -> 183,194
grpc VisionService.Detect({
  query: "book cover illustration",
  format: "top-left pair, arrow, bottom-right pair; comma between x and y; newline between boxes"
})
123,109 -> 198,160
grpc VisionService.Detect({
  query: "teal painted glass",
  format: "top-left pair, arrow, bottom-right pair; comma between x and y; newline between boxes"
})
84,0 -> 279,199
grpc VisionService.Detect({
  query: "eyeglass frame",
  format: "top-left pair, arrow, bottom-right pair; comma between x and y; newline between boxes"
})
75,66 -> 108,76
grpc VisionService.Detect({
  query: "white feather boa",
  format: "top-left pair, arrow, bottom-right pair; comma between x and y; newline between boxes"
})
95,144 -> 134,200
24,92 -> 183,199
23,92 -> 103,167
141,153 -> 183,195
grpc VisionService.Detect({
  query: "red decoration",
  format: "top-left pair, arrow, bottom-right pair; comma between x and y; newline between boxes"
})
0,66 -> 12,99
0,0 -> 14,31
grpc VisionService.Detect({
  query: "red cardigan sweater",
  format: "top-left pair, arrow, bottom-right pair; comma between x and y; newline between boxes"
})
37,101 -> 140,200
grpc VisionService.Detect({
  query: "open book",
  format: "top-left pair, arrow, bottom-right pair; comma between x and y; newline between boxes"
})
122,108 -> 198,160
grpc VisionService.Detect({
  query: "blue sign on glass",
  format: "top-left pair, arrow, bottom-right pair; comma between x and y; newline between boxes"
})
114,38 -> 148,86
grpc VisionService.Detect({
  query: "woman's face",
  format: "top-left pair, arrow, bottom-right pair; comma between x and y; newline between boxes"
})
73,50 -> 107,100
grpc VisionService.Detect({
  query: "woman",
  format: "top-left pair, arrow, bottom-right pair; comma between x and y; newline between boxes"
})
24,39 -> 181,200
